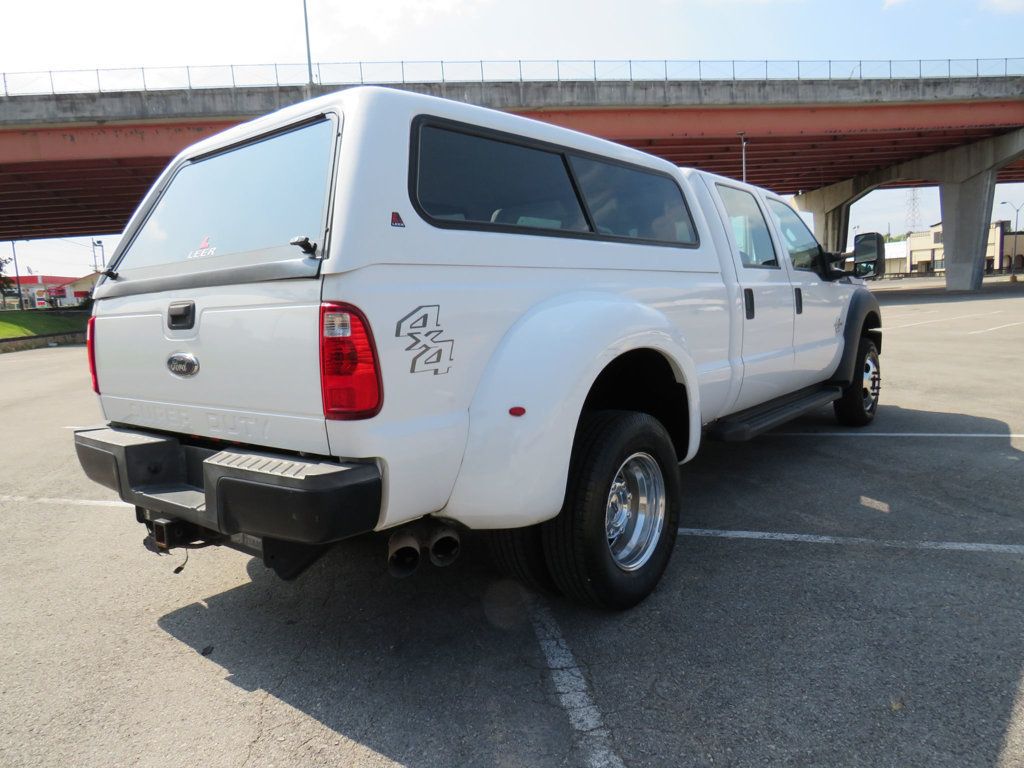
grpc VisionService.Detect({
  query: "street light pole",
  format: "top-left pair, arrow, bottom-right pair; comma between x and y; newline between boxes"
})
302,0 -> 314,86
93,239 -> 105,269
738,132 -> 748,183
1003,202 -> 1019,278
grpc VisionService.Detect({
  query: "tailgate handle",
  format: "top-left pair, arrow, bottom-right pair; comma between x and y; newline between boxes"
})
167,301 -> 195,330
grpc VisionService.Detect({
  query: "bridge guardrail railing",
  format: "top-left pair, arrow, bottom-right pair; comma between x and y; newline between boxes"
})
2,58 -> 1023,97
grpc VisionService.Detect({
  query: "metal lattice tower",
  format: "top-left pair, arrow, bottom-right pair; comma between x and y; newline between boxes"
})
905,188 -> 922,232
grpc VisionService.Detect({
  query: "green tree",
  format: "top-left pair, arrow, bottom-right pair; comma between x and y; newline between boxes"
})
0,256 -> 19,309
0,255 -> 14,294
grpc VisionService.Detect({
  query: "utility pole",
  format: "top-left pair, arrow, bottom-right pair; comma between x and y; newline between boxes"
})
302,0 -> 314,86
737,132 -> 748,183
10,241 -> 25,310
1003,201 -> 1019,280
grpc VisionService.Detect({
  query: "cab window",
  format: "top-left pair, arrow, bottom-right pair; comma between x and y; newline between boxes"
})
716,185 -> 778,268
767,199 -> 821,271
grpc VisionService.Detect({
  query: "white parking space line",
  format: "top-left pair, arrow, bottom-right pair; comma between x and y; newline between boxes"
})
1,484 -> 622,768
525,594 -> 626,768
0,495 -> 130,508
772,432 -> 1024,438
967,321 -> 1024,335
885,311 -> 1001,329
679,528 -> 1024,555
881,309 -> 938,320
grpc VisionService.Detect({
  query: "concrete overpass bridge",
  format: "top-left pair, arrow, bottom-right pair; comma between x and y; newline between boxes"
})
2,59 -> 1023,289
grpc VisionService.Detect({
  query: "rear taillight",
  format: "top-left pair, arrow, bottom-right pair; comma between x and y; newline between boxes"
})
86,316 -> 99,394
319,303 -> 382,420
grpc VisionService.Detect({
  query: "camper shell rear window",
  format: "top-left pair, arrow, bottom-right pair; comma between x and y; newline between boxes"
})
114,117 -> 336,272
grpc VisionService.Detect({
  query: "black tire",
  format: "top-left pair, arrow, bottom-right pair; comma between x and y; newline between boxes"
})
542,410 -> 681,610
834,337 -> 880,427
486,525 -> 557,594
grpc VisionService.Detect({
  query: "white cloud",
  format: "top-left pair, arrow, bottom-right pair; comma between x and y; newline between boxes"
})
883,0 -> 910,8
982,0 -> 1024,11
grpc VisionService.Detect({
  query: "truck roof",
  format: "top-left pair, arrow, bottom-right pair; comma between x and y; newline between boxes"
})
175,85 -> 697,182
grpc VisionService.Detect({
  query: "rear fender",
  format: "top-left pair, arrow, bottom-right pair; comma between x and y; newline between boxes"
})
443,293 -> 700,529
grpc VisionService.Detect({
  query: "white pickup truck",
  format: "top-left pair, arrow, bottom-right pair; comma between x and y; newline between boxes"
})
75,86 -> 883,609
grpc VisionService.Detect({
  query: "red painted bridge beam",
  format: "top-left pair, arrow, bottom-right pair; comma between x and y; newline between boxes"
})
516,100 -> 1024,141
2,101 -> 1022,166
0,120 -> 238,165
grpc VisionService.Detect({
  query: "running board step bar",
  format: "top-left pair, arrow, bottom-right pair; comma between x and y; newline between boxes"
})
707,385 -> 843,442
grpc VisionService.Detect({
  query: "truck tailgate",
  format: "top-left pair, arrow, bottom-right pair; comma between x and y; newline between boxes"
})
93,281 -> 329,455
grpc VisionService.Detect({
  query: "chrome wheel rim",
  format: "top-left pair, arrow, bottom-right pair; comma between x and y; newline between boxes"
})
862,350 -> 881,412
605,452 -> 666,572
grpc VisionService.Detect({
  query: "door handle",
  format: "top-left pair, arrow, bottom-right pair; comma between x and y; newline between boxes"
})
795,288 -> 803,314
743,288 -> 755,320
167,300 -> 195,330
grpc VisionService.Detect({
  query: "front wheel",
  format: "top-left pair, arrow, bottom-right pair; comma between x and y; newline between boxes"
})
834,337 -> 880,427
542,411 -> 681,610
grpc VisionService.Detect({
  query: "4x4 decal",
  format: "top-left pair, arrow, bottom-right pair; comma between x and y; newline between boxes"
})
396,305 -> 454,375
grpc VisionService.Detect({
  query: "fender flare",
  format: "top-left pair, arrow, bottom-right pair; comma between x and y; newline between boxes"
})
442,292 -> 701,529
830,287 -> 882,387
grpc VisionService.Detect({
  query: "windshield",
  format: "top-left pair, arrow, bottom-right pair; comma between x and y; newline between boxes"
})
116,118 -> 335,271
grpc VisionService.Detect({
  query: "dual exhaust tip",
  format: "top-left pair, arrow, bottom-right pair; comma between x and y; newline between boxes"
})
387,524 -> 461,578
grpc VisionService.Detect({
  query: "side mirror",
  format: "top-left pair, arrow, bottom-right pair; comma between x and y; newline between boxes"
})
816,246 -> 846,281
853,232 -> 886,280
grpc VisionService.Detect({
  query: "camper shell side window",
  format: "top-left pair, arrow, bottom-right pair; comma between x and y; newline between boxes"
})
409,116 -> 700,249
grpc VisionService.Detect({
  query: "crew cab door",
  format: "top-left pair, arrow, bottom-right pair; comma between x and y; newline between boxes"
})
709,181 -> 797,411
89,115 -> 340,455
764,197 -> 852,387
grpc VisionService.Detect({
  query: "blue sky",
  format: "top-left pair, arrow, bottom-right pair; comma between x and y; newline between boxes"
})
4,0 -> 1023,69
3,0 -> 1023,274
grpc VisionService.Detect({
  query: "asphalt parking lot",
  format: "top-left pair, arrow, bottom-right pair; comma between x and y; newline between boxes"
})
2,280 -> 1023,768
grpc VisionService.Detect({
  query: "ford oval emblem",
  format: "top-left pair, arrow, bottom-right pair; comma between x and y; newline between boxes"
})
167,352 -> 200,378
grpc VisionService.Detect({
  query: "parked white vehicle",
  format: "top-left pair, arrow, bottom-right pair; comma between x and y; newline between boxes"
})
75,86 -> 883,609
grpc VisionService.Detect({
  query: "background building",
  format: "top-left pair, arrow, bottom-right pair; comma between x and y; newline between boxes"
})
1,273 -> 93,309
892,221 -> 1023,276
48,272 -> 99,307
882,240 -> 909,277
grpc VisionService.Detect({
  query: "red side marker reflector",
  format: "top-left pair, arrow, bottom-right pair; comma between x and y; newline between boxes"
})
391,211 -> 405,228
86,316 -> 99,394
509,406 -> 526,417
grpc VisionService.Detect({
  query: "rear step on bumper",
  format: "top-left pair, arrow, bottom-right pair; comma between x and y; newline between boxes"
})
74,426 -> 382,578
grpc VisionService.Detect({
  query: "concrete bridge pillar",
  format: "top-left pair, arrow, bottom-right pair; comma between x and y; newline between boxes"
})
939,169 -> 997,291
810,202 -> 852,254
794,127 -> 1024,291
794,178 -> 864,255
